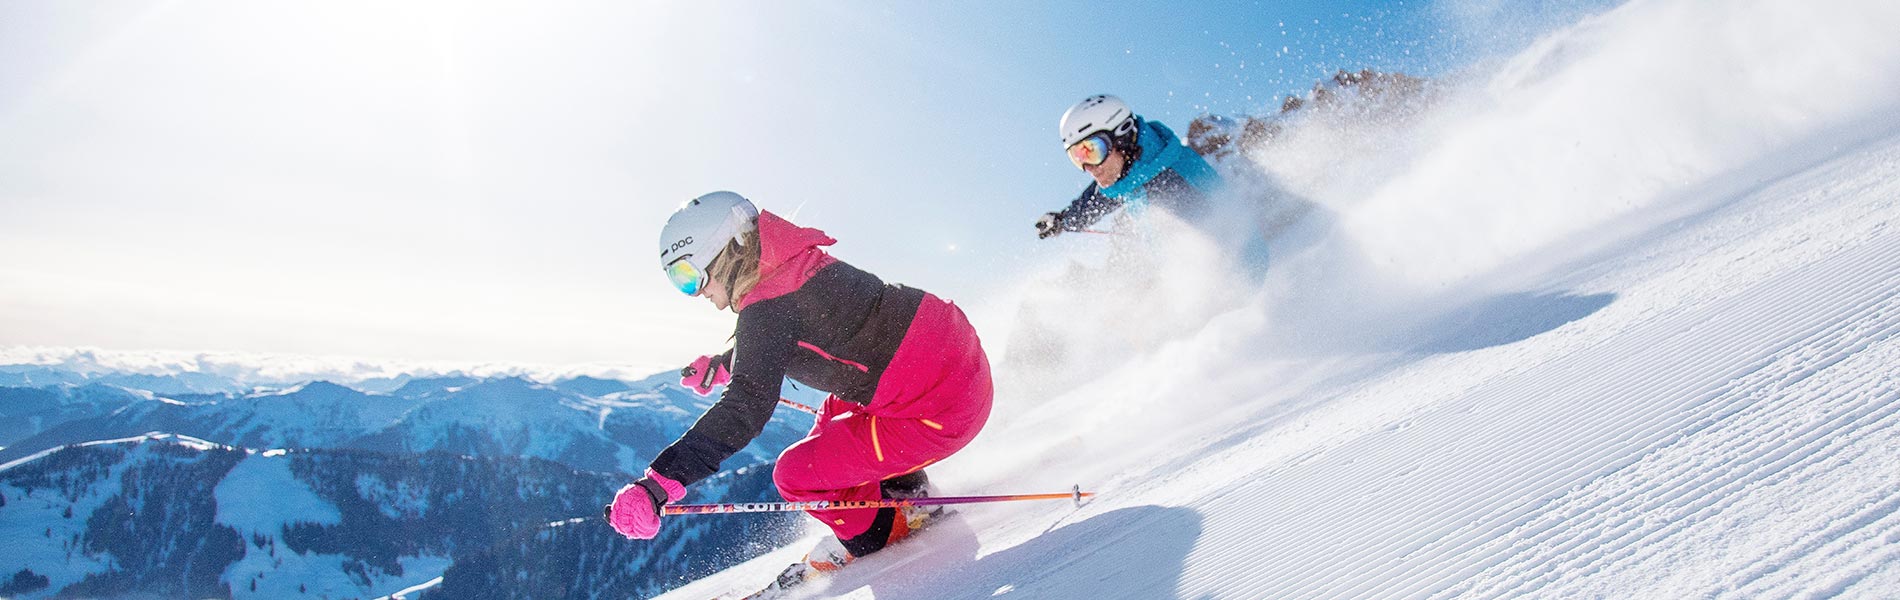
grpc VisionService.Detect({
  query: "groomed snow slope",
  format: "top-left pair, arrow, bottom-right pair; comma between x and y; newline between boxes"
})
661,1 -> 1900,598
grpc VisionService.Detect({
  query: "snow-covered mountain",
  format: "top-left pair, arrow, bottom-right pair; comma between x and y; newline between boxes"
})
0,372 -> 808,476
0,364 -> 248,396
0,384 -> 149,448
659,0 -> 1900,598
0,369 -> 815,599
0,434 -> 795,599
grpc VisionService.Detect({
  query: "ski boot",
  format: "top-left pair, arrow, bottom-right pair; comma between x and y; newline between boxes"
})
881,470 -> 947,531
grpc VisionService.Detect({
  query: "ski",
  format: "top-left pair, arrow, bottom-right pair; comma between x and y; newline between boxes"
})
733,562 -> 814,600
729,508 -> 948,600
716,486 -> 1089,599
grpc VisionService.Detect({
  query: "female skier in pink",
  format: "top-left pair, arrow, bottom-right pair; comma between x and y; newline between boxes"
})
606,191 -> 993,577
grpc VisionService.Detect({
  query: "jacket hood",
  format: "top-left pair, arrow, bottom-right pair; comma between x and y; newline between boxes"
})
736,210 -> 839,310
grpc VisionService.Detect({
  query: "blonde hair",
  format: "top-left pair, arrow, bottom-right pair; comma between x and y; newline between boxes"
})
707,228 -> 761,307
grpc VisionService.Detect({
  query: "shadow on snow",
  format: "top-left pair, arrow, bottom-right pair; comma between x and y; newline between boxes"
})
813,505 -> 1206,600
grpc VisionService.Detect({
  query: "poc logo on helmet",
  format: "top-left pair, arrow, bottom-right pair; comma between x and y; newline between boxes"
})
663,236 -> 694,257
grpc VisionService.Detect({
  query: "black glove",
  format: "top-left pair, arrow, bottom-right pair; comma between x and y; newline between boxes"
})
1035,212 -> 1064,239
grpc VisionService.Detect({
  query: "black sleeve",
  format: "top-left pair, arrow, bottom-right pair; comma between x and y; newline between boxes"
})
1056,184 -> 1123,232
648,299 -> 805,487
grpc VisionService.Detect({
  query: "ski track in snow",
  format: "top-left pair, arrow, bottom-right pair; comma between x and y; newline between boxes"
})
1208,221 -> 1900,597
1186,137 -> 1896,600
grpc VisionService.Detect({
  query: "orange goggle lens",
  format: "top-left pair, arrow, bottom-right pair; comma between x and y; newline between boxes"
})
1066,134 -> 1112,169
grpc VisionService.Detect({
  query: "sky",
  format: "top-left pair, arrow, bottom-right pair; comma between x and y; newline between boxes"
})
0,0 -> 1615,375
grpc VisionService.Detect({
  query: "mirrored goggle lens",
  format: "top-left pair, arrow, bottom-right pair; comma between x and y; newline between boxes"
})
666,259 -> 704,296
1067,134 -> 1111,169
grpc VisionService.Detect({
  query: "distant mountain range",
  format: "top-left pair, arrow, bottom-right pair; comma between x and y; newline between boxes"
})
0,363 -> 814,599
0,369 -> 808,474
0,364 -> 251,396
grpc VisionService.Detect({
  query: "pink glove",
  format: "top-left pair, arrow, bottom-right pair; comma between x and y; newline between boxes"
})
680,352 -> 732,396
606,469 -> 687,539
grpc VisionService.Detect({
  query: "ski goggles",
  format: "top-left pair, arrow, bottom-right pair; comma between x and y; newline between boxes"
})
1066,133 -> 1113,169
665,257 -> 706,296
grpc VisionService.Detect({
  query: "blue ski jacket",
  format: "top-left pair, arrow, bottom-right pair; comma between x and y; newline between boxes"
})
1051,118 -> 1223,232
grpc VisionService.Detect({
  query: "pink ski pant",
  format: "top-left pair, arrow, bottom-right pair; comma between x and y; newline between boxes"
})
772,295 -> 993,542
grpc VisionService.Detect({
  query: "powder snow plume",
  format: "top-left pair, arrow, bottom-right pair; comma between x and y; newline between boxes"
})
952,0 -> 1900,503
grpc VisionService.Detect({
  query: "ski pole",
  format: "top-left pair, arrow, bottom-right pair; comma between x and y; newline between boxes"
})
776,397 -> 819,416
663,486 -> 1093,515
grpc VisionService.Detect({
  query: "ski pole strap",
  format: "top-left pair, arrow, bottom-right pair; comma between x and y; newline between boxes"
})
662,489 -> 1094,515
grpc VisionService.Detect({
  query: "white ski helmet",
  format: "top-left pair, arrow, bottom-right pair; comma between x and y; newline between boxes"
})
1058,94 -> 1138,147
658,191 -> 759,295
